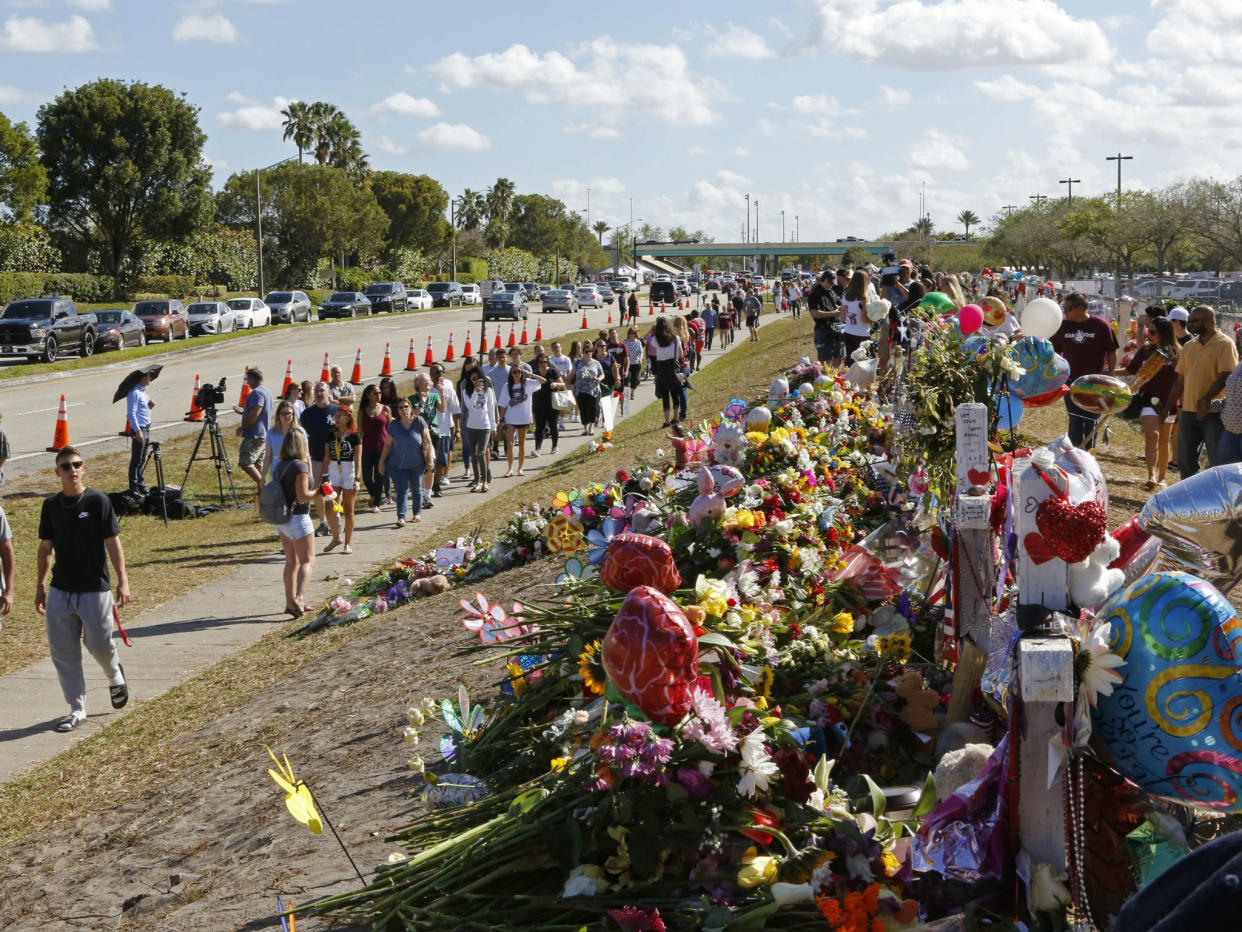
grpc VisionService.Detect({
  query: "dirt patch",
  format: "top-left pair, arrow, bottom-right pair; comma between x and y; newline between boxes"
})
0,559 -> 559,930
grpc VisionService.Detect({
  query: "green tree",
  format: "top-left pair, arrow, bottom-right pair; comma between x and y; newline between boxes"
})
483,177 -> 516,248
593,220 -> 610,244
0,114 -> 47,222
956,209 -> 980,239
371,171 -> 450,254
508,193 -> 570,256
38,79 -> 213,280
280,100 -> 314,163
457,188 -> 486,229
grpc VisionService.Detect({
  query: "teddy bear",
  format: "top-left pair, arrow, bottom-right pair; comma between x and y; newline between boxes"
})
894,671 -> 941,733
710,422 -> 747,466
1068,535 -> 1125,609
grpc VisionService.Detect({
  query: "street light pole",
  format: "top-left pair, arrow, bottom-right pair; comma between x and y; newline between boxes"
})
781,209 -> 785,243
450,196 -> 461,282
254,154 -> 299,297
754,199 -> 759,273
1059,177 -> 1081,205
1106,152 -> 1134,296
795,215 -> 799,242
744,194 -> 750,244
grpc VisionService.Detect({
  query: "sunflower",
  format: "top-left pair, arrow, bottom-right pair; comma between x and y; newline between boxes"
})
578,640 -> 607,696
878,632 -> 912,663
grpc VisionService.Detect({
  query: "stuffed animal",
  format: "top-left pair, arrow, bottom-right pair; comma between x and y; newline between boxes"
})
711,422 -> 747,466
687,467 -> 726,530
629,507 -> 663,536
893,671 -> 940,732
708,463 -> 745,497
1068,536 -> 1125,609
768,378 -> 789,408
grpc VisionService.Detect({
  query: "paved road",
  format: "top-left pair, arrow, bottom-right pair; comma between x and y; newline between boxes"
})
0,297 -> 665,484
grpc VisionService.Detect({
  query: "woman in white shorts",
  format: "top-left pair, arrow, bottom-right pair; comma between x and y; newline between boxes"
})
322,406 -> 362,554
273,430 -> 321,616
1126,316 -> 1181,491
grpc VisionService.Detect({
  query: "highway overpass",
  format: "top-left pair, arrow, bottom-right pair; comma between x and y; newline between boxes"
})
639,240 -> 895,259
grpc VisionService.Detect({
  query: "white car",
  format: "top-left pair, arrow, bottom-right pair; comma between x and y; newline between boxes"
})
575,286 -> 603,308
226,297 -> 271,328
406,288 -> 434,310
459,284 -> 481,305
186,301 -> 237,335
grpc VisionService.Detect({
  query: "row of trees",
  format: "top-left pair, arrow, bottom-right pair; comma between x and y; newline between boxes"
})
0,79 -> 615,293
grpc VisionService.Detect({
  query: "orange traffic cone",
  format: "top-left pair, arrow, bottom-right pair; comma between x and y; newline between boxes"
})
422,337 -> 434,366
237,366 -> 251,408
119,416 -> 132,438
492,331 -> 501,351
405,337 -> 418,371
445,333 -> 456,362
607,306 -> 613,324
507,324 -> 516,348
319,353 -> 331,383
649,302 -> 654,316
660,302 -> 666,316
348,348 -> 364,385
581,310 -> 589,329
463,332 -> 473,358
280,360 -> 293,396
47,394 -> 71,451
184,375 -> 204,422
534,320 -> 543,342
520,322 -> 529,345
378,343 -> 393,376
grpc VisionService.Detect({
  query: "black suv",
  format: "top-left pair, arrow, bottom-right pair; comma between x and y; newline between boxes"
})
649,280 -> 678,306
427,282 -> 464,307
364,282 -> 407,313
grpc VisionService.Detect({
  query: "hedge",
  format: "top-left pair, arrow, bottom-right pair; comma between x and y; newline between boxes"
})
128,275 -> 196,298
0,272 -> 116,303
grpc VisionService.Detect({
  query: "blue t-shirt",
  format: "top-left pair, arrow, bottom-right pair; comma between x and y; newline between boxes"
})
299,402 -> 338,460
243,385 -> 274,440
701,307 -> 717,328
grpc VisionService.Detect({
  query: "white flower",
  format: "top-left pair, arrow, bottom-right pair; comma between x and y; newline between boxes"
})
406,706 -> 425,728
1079,620 -> 1126,706
402,726 -> 419,745
655,448 -> 666,458
421,697 -> 438,715
638,477 -> 653,491
737,727 -> 779,797
562,864 -> 606,897
407,755 -> 425,774
1000,356 -> 1024,380
733,566 -> 762,599
572,709 -> 590,726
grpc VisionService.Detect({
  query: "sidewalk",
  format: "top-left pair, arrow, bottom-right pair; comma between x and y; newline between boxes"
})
0,319 -> 751,782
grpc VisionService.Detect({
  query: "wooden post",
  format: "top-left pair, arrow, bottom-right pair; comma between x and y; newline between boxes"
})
1014,447 -> 1072,872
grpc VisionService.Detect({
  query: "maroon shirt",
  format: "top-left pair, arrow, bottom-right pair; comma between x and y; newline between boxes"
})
1052,315 -> 1118,381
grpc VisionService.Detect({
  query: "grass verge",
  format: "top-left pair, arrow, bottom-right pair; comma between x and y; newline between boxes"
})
0,315 -> 814,844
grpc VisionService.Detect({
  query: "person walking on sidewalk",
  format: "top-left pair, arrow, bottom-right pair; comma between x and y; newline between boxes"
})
300,382 -> 338,537
322,407 -> 362,554
36,446 -> 131,733
378,398 -> 433,527
463,368 -> 498,493
273,430 -> 321,616
125,371 -> 155,495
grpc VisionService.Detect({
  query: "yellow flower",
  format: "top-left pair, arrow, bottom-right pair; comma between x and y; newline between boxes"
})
695,574 -> 731,617
829,611 -> 855,636
735,509 -> 758,530
879,632 -> 912,663
745,430 -> 768,445
881,849 -> 900,877
578,640 -> 606,696
758,666 -> 774,702
768,427 -> 790,445
506,661 -> 528,698
550,757 -> 569,772
737,846 -> 780,888
265,745 -> 322,835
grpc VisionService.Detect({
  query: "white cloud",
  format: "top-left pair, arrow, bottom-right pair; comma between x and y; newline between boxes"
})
907,129 -> 971,171
563,121 -> 620,139
879,85 -> 911,108
810,0 -> 1112,73
216,93 -> 293,131
0,85 -> 38,105
791,93 -> 839,115
172,12 -> 238,44
369,92 -> 440,118
429,39 -> 721,125
1146,0 -> 1242,64
66,0 -> 111,10
417,122 -> 490,151
0,13 -> 96,52
701,22 -> 774,60
376,136 -> 411,155
731,147 -> 750,157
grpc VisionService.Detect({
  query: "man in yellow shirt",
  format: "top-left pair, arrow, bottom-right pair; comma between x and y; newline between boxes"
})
1162,305 -> 1240,477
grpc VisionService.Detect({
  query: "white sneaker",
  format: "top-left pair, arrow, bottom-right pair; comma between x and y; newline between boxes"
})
529,450 -> 541,457
440,476 -> 452,487
551,446 -> 559,454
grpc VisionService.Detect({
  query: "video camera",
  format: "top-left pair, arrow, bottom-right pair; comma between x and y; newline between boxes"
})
196,377 -> 227,414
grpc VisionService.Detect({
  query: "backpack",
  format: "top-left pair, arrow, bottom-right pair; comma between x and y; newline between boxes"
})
258,461 -> 293,525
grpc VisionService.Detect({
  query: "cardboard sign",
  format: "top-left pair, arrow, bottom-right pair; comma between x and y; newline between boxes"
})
955,403 -> 990,494
435,547 -> 467,568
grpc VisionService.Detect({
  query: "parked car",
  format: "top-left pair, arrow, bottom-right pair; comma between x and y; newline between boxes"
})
226,297 -> 271,328
427,281 -> 464,307
542,288 -> 579,313
264,290 -> 313,323
610,279 -> 633,294
94,309 -> 145,350
597,285 -> 617,305
186,301 -> 238,335
406,288 -> 434,310
649,280 -> 678,306
364,282 -> 408,313
1218,281 -> 1242,308
478,279 -> 505,300
1169,278 -> 1221,300
521,283 -> 541,302
0,298 -> 98,362
673,278 -> 690,296
459,284 -> 481,305
537,284 -> 554,298
318,291 -> 373,319
133,298 -> 190,341
484,290 -> 528,321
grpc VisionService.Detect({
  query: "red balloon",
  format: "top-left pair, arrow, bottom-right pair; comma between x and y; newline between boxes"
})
601,586 -> 698,725
959,303 -> 984,334
1020,384 -> 1069,408
601,533 -> 682,594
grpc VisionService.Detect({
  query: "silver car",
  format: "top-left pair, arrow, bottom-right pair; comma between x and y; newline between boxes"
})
575,286 -> 602,309
186,301 -> 237,335
542,288 -> 579,313
263,290 -> 313,323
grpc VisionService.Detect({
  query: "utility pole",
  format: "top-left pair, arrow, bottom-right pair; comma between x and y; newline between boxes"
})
254,154 -> 298,297
450,196 -> 461,282
744,194 -> 750,243
781,209 -> 785,243
1059,177 -> 1081,205
1002,204 -> 1019,217
795,214 -> 799,242
586,186 -> 590,228
1029,194 -> 1048,206
1106,152 -> 1133,296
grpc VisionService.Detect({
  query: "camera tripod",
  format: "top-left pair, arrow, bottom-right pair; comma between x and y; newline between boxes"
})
180,408 -> 242,508
141,439 -> 168,527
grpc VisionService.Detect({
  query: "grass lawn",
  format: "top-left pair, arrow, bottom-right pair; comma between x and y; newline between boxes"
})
0,313 -> 817,844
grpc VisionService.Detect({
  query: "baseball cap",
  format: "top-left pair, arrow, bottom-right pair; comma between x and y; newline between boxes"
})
1168,306 -> 1189,321
898,259 -> 913,269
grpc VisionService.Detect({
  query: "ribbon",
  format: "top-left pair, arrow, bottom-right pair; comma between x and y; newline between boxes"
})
113,605 -> 133,647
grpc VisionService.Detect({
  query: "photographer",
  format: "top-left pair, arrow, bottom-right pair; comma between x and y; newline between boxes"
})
126,372 -> 155,495
236,368 -> 274,503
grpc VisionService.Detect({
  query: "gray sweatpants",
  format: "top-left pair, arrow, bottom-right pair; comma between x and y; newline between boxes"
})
46,587 -> 120,715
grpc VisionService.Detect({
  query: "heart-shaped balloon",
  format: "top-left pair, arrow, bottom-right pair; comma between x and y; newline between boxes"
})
600,533 -> 682,594
1024,532 -> 1056,565
1036,495 -> 1107,564
601,586 -> 699,725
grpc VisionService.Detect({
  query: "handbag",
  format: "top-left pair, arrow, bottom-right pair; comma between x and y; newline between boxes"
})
1118,393 -> 1146,420
551,389 -> 575,412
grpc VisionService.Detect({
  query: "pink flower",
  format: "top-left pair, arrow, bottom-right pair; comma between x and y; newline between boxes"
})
682,688 -> 738,755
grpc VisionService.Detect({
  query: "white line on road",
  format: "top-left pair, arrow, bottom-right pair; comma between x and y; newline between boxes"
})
11,402 -> 88,417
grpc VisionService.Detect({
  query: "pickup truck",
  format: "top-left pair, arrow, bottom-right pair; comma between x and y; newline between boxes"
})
0,297 -> 98,363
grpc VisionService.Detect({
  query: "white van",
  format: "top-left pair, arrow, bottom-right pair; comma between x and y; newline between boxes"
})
460,283 -> 481,304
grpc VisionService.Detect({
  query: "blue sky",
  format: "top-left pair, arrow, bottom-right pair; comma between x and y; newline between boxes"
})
0,0 -> 1238,243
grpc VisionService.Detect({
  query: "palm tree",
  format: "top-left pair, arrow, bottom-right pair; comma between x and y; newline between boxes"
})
913,215 -> 934,238
485,177 -> 516,226
326,119 -> 369,181
280,101 -> 314,162
457,188 -> 485,229
309,102 -> 343,165
956,209 -> 981,240
593,220 -> 610,244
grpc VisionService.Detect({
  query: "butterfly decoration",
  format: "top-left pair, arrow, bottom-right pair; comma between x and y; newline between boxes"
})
585,516 -> 625,565
460,592 -> 531,643
681,437 -> 709,465
440,685 -> 486,762
724,398 -> 749,421
557,556 -> 598,585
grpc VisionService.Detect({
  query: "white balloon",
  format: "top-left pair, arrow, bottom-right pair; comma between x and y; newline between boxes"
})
845,357 -> 877,389
1021,297 -> 1062,339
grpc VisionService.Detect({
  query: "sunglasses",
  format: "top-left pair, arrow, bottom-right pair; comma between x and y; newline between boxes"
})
58,461 -> 84,471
